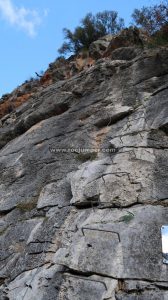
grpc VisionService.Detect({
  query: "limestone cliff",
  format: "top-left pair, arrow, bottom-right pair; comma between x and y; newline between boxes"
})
0,31 -> 168,299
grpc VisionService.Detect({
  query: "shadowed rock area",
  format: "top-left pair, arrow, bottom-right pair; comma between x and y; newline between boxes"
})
0,30 -> 168,299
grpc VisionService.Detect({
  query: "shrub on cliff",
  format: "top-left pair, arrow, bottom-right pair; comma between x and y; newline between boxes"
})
132,1 -> 168,46
58,11 -> 124,55
132,1 -> 168,37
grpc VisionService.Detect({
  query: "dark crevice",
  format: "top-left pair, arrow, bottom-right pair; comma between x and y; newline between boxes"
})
55,263 -> 168,284
94,111 -> 132,129
155,283 -> 168,290
74,197 -> 100,209
101,199 -> 168,209
37,204 -> 71,211
74,197 -> 168,211
118,145 -> 168,150
15,102 -> 69,135
96,201 -> 139,209
152,84 -> 168,96
159,123 -> 168,135
28,240 -> 54,245
0,278 -> 6,286
0,207 -> 16,216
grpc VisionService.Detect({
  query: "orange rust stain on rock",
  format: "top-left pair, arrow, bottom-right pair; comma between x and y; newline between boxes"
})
76,56 -> 95,71
94,127 -> 110,148
14,94 -> 32,108
40,72 -> 53,86
0,93 -> 32,119
0,101 -> 11,119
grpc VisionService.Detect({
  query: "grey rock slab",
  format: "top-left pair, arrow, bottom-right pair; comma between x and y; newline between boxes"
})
58,274 -> 118,300
89,38 -> 112,59
0,219 -> 43,278
111,47 -> 142,61
37,178 -> 72,209
116,289 -> 168,300
6,264 -> 64,300
146,88 -> 168,131
93,104 -> 133,128
70,146 -> 168,207
0,46 -> 168,299
70,158 -> 110,206
53,205 -> 168,281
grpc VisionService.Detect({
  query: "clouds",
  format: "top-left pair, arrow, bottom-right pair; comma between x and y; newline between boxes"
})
0,0 -> 42,37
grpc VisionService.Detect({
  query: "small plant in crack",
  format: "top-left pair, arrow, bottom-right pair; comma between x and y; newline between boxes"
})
43,216 -> 50,223
144,95 -> 150,102
16,198 -> 38,212
0,227 -> 8,236
117,211 -> 134,223
76,152 -> 97,162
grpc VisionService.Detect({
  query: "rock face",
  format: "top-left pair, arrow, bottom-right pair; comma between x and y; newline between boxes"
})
0,43 -> 168,299
89,35 -> 114,59
103,28 -> 149,57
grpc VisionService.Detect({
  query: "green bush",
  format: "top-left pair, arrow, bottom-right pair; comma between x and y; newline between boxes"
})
58,11 -> 124,55
132,1 -> 168,34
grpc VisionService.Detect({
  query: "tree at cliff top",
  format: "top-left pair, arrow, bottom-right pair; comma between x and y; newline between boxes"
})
132,0 -> 168,36
58,11 -> 124,55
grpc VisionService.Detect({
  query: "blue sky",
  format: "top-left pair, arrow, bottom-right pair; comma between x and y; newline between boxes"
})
0,0 -> 160,97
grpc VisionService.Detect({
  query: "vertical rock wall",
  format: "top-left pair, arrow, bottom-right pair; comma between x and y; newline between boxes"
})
0,47 -> 168,299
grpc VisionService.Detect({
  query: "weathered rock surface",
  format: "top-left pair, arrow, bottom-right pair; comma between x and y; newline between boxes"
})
0,44 -> 168,299
89,35 -> 113,59
103,28 -> 149,57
